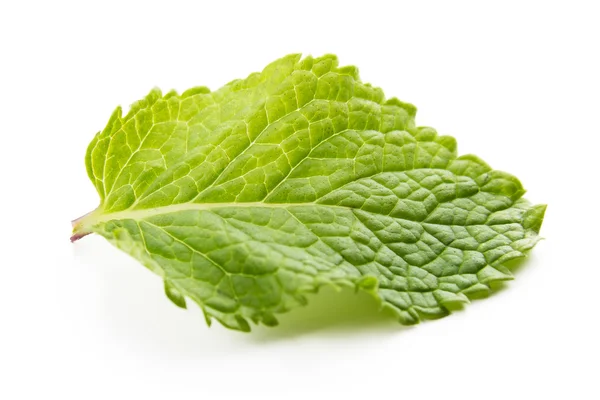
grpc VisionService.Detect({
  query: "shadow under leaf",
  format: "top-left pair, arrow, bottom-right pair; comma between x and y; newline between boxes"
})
249,286 -> 412,341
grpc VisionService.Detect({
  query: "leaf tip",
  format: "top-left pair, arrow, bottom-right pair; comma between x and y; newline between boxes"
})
523,204 -> 547,233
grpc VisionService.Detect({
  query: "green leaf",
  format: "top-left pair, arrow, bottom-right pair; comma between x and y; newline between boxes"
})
73,54 -> 546,331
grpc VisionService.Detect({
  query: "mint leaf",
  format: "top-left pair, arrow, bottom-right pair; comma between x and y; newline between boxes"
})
73,54 -> 546,331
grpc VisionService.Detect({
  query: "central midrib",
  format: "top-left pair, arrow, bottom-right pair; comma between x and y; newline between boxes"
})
98,166 -> 477,226
85,197 -> 512,230
91,201 -> 330,225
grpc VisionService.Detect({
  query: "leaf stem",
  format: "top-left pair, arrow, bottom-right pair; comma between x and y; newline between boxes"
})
70,208 -> 100,242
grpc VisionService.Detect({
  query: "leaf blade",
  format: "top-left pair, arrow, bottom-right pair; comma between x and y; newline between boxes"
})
76,54 -> 546,331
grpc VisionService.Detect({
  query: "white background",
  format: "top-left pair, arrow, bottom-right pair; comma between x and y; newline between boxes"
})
1,1 -> 599,399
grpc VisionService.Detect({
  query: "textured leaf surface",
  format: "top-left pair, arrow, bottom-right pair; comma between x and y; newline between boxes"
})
73,54 -> 546,331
